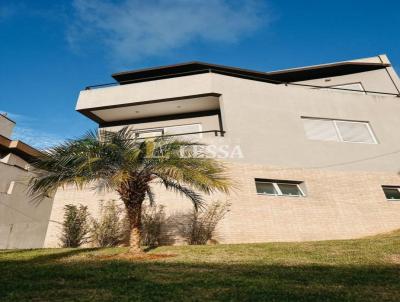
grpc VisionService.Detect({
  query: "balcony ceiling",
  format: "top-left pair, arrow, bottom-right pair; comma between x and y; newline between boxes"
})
86,95 -> 220,125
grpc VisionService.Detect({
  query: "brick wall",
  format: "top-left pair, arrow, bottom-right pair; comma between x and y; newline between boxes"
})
44,162 -> 400,247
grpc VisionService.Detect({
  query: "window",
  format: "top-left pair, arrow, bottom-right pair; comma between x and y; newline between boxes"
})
302,117 -> 377,144
255,179 -> 305,197
135,128 -> 163,138
164,124 -> 202,139
255,182 -> 278,195
133,123 -> 202,139
382,186 -> 400,200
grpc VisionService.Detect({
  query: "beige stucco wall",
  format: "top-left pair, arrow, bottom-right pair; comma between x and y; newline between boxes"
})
210,73 -> 400,172
76,72 -> 214,110
295,69 -> 399,94
294,55 -> 400,94
79,71 -> 400,172
0,159 -> 53,249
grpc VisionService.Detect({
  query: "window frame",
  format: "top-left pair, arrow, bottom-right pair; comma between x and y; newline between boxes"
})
301,117 -> 378,144
382,186 -> 400,201
255,179 -> 306,197
329,82 -> 367,94
333,119 -> 377,144
134,128 -> 164,138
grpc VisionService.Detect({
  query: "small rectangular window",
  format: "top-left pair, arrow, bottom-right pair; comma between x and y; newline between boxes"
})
302,117 -> 377,144
335,120 -> 376,144
135,128 -> 164,138
133,123 -> 202,139
302,118 -> 339,142
382,186 -> 400,200
278,183 -> 303,196
255,182 -> 278,195
255,179 -> 305,197
164,123 -> 202,139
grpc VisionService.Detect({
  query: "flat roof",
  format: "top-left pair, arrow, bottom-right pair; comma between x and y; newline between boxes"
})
0,135 -> 41,162
111,60 -> 390,85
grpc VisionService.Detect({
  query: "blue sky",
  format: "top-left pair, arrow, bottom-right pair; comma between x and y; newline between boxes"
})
1,0 -> 400,149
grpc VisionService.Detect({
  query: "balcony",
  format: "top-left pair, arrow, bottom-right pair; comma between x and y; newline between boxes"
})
76,73 -> 219,127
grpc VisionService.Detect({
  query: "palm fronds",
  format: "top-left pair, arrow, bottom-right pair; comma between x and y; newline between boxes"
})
29,127 -> 232,206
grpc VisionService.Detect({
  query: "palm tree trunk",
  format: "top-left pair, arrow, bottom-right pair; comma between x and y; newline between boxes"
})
118,181 -> 149,254
125,201 -> 143,254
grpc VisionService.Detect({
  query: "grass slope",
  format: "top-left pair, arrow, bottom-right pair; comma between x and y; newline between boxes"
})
1,231 -> 399,302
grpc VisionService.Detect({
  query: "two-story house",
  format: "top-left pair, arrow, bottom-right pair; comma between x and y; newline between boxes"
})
45,54 -> 400,246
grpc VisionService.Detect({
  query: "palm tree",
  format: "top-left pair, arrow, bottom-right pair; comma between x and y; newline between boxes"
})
29,127 -> 231,253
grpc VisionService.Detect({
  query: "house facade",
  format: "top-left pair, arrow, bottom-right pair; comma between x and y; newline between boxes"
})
45,54 -> 400,246
0,114 -> 54,249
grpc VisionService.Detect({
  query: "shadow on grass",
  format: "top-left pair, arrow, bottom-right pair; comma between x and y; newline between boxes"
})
0,248 -> 105,263
0,249 -> 38,255
29,248 -> 105,263
0,253 -> 399,302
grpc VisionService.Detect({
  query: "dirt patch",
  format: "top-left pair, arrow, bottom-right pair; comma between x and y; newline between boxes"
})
388,254 -> 400,264
96,253 -> 177,261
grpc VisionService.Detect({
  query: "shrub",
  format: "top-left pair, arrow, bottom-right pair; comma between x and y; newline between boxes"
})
93,202 -> 167,248
178,200 -> 230,245
90,200 -> 126,247
60,204 -> 90,248
141,205 -> 166,247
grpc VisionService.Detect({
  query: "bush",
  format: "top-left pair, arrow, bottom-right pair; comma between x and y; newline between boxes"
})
60,204 -> 90,248
178,201 -> 230,245
141,205 -> 166,247
90,200 -> 126,247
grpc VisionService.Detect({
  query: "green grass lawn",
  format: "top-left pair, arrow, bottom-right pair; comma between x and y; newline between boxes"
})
1,231 -> 399,302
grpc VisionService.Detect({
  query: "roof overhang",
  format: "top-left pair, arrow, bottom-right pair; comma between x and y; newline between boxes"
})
266,62 -> 390,82
111,61 -> 390,85
112,61 -> 279,84
79,56 -> 392,126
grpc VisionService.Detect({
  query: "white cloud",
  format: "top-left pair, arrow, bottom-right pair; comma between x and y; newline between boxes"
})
1,112 -> 63,149
68,0 -> 268,63
5,112 -> 34,123
12,127 -> 63,150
